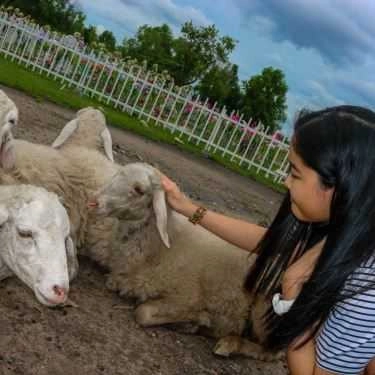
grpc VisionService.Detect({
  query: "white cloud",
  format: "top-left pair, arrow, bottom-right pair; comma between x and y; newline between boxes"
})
96,24 -> 106,35
336,77 -> 375,107
307,80 -> 344,107
234,0 -> 375,66
78,0 -> 212,38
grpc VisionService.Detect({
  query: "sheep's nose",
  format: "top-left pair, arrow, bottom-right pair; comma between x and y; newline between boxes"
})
51,285 -> 67,304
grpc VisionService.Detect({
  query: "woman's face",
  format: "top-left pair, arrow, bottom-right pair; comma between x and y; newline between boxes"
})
284,147 -> 334,222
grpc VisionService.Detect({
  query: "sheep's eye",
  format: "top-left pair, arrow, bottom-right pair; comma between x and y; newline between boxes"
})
9,118 -> 16,125
18,229 -> 32,238
133,185 -> 144,196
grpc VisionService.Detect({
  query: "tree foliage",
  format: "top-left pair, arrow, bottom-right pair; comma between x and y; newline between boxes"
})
98,30 -> 117,52
1,2 -> 289,131
121,24 -> 174,70
82,24 -> 98,46
196,64 -> 242,111
241,67 -> 288,132
121,22 -> 236,86
0,0 -> 85,34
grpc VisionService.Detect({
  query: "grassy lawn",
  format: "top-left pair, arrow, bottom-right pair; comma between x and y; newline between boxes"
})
0,54 -> 285,193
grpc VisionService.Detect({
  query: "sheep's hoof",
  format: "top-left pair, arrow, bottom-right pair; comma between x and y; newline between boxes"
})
135,304 -> 156,327
213,336 -> 241,357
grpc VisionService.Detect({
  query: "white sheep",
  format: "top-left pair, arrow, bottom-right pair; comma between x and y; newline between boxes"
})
0,120 -> 123,265
0,90 -> 120,269
0,89 -> 18,169
90,162 -> 281,361
52,107 -> 114,161
0,89 -> 18,130
0,91 -> 121,250
0,184 -> 78,306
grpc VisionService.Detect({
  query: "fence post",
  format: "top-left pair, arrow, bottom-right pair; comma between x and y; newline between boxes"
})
147,77 -> 166,123
179,94 -> 200,137
107,61 -> 125,105
122,65 -> 142,113
187,98 -> 208,142
155,82 -> 174,127
204,106 -> 226,152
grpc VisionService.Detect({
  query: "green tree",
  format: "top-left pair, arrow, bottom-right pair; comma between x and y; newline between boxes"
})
241,67 -> 288,132
196,64 -> 242,111
170,21 -> 236,85
121,21 -> 236,86
98,30 -> 117,52
0,0 -> 85,34
82,25 -> 98,47
121,24 -> 173,68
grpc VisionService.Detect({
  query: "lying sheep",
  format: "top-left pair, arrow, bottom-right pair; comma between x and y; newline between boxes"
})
0,89 -> 18,130
0,105 -> 119,250
0,90 -> 18,169
89,162 -> 280,361
0,184 -> 78,306
0,91 -> 122,259
52,107 -> 114,161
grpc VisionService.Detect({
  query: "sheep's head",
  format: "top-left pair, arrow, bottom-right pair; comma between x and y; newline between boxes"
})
0,89 -> 18,135
89,162 -> 170,248
52,106 -> 113,161
0,90 -> 18,170
76,106 -> 106,126
0,185 -> 78,306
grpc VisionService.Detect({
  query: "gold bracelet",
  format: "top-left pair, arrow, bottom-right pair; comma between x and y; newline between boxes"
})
188,206 -> 207,225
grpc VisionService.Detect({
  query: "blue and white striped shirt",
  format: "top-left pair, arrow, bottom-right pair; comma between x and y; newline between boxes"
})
316,257 -> 375,374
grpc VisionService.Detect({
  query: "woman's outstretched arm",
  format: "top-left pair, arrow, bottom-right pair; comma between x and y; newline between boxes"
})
161,174 -> 267,252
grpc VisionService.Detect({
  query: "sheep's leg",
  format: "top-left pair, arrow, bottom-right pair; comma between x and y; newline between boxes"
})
135,299 -> 210,332
213,335 -> 284,361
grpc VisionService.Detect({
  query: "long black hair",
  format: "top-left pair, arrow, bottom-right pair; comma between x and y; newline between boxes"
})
244,105 -> 375,351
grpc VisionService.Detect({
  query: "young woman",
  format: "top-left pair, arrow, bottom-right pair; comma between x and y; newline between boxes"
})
161,106 -> 375,375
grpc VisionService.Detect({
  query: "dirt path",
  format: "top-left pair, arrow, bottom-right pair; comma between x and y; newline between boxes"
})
0,85 -> 286,375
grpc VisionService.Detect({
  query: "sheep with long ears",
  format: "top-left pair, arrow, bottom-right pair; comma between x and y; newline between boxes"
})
0,93 -> 120,263
89,162 -> 282,361
0,184 -> 78,306
52,107 -> 114,162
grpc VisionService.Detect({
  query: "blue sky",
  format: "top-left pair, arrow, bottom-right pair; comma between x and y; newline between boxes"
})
74,0 -> 375,133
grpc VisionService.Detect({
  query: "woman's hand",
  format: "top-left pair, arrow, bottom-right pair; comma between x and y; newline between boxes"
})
160,173 -> 196,216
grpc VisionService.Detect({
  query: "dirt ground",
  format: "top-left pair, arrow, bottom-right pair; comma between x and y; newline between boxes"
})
0,85 -> 287,375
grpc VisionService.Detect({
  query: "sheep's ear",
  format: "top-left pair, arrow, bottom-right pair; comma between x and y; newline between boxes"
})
57,195 -> 65,206
0,205 -> 9,226
0,125 -> 15,170
77,106 -> 93,116
153,189 -> 170,248
52,119 -> 78,148
100,128 -> 114,162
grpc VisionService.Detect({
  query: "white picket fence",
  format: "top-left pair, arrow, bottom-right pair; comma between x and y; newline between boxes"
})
0,12 -> 290,184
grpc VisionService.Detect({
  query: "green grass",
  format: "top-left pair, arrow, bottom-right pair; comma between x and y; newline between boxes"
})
0,54 -> 285,193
